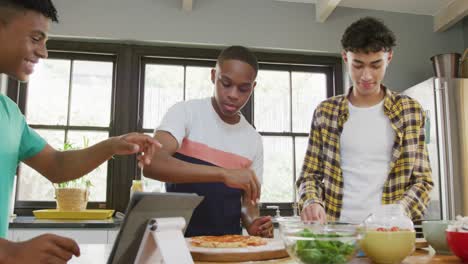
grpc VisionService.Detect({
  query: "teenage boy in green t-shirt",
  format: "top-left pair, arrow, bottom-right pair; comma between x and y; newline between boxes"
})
0,1 -> 161,263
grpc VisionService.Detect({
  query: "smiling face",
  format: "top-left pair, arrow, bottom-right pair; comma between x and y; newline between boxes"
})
211,59 -> 257,124
0,10 -> 49,82
342,50 -> 392,104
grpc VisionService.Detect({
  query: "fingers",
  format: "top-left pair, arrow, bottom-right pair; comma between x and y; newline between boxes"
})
301,206 -> 321,222
120,133 -> 163,155
119,133 -> 163,167
45,245 -> 74,262
45,255 -> 68,264
248,172 -> 261,204
252,173 -> 261,201
258,217 -> 273,238
122,133 -> 160,146
48,235 -> 80,257
142,142 -> 157,165
245,183 -> 253,204
257,216 -> 272,225
319,209 -> 327,224
249,177 -> 258,205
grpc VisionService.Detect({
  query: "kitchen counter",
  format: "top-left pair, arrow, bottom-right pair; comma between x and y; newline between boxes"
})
69,244 -> 463,263
9,216 -> 122,229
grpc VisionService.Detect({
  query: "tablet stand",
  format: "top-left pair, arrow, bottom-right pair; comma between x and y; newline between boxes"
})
134,217 -> 194,264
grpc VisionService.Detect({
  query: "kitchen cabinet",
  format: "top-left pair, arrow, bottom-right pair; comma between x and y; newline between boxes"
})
7,230 -> 14,240
107,229 -> 119,245
9,228 -> 119,244
8,216 -> 121,244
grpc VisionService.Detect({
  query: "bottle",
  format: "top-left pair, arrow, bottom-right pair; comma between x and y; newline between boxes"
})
130,180 -> 143,199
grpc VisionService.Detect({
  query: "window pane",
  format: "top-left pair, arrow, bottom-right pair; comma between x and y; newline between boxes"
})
254,70 -> 290,132
260,136 -> 293,203
185,66 -> 213,100
69,61 -> 113,127
292,72 -> 327,133
18,129 -> 65,201
68,131 -> 109,202
26,59 -> 70,125
143,64 -> 184,130
294,136 -> 309,183
17,130 -> 109,201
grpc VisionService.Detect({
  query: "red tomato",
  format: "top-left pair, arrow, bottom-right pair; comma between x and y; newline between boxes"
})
376,227 -> 386,232
390,226 -> 400,232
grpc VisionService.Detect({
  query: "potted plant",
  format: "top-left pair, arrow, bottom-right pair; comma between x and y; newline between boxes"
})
54,138 -> 93,211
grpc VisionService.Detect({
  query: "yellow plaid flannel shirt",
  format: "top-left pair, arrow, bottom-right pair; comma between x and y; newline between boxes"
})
296,87 -> 433,221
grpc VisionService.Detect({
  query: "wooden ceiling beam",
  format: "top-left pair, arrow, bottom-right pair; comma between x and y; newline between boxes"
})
182,0 -> 193,12
316,0 -> 342,23
434,0 -> 468,32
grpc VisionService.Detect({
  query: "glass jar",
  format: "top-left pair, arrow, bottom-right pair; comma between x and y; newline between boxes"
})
130,180 -> 143,199
360,204 -> 416,264
363,204 -> 414,231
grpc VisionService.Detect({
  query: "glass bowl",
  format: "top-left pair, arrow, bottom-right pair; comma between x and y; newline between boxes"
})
279,221 -> 362,264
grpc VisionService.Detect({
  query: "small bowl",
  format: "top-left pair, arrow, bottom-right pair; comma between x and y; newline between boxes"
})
280,222 -> 361,264
360,229 -> 415,264
446,231 -> 468,261
422,220 -> 453,254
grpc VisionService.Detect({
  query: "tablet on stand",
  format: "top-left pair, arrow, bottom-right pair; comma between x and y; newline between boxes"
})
106,192 -> 203,264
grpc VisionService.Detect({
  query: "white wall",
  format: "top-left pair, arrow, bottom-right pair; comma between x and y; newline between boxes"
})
50,0 -> 465,91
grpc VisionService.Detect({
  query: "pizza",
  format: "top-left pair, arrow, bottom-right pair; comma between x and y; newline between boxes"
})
190,235 -> 267,248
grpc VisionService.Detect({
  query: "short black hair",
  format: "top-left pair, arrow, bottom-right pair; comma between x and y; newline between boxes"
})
341,17 -> 396,53
0,0 -> 58,23
217,46 -> 259,76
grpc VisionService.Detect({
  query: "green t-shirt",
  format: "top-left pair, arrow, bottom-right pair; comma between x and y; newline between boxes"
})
0,95 -> 46,238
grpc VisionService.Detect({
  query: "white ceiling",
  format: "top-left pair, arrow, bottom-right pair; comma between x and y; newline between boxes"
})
276,0 -> 456,16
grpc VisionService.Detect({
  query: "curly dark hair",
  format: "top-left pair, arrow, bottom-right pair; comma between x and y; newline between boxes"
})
217,45 -> 258,76
0,0 -> 58,22
341,17 -> 396,53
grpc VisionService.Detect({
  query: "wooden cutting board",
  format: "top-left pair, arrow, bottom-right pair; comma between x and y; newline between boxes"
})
188,238 -> 289,262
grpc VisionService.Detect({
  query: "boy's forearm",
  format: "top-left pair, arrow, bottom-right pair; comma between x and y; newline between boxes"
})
51,139 -> 115,183
143,149 -> 226,184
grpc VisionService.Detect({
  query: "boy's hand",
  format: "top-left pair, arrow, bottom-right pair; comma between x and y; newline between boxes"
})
3,234 -> 80,264
301,203 -> 326,224
222,168 -> 260,204
247,216 -> 273,238
110,133 -> 163,167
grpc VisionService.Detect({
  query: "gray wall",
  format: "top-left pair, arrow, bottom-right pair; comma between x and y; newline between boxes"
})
51,0 -> 465,91
464,17 -> 468,49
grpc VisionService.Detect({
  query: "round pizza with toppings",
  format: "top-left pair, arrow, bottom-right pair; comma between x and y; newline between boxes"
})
190,235 -> 267,248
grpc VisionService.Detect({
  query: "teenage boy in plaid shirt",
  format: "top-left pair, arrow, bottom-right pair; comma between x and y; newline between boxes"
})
297,17 -> 433,223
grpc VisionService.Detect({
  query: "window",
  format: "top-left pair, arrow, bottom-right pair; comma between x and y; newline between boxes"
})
17,56 -> 114,203
254,68 -> 329,203
8,40 -> 341,215
140,59 -> 215,192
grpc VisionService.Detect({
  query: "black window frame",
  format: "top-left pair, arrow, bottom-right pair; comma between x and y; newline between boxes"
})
8,39 -> 342,216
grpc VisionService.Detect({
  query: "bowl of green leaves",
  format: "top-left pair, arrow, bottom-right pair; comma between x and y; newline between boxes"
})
279,221 -> 362,264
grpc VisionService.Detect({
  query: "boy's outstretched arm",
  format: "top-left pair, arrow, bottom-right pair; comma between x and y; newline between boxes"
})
23,133 -> 161,183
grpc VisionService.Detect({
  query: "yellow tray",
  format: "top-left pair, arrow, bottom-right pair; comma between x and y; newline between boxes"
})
33,209 -> 115,220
